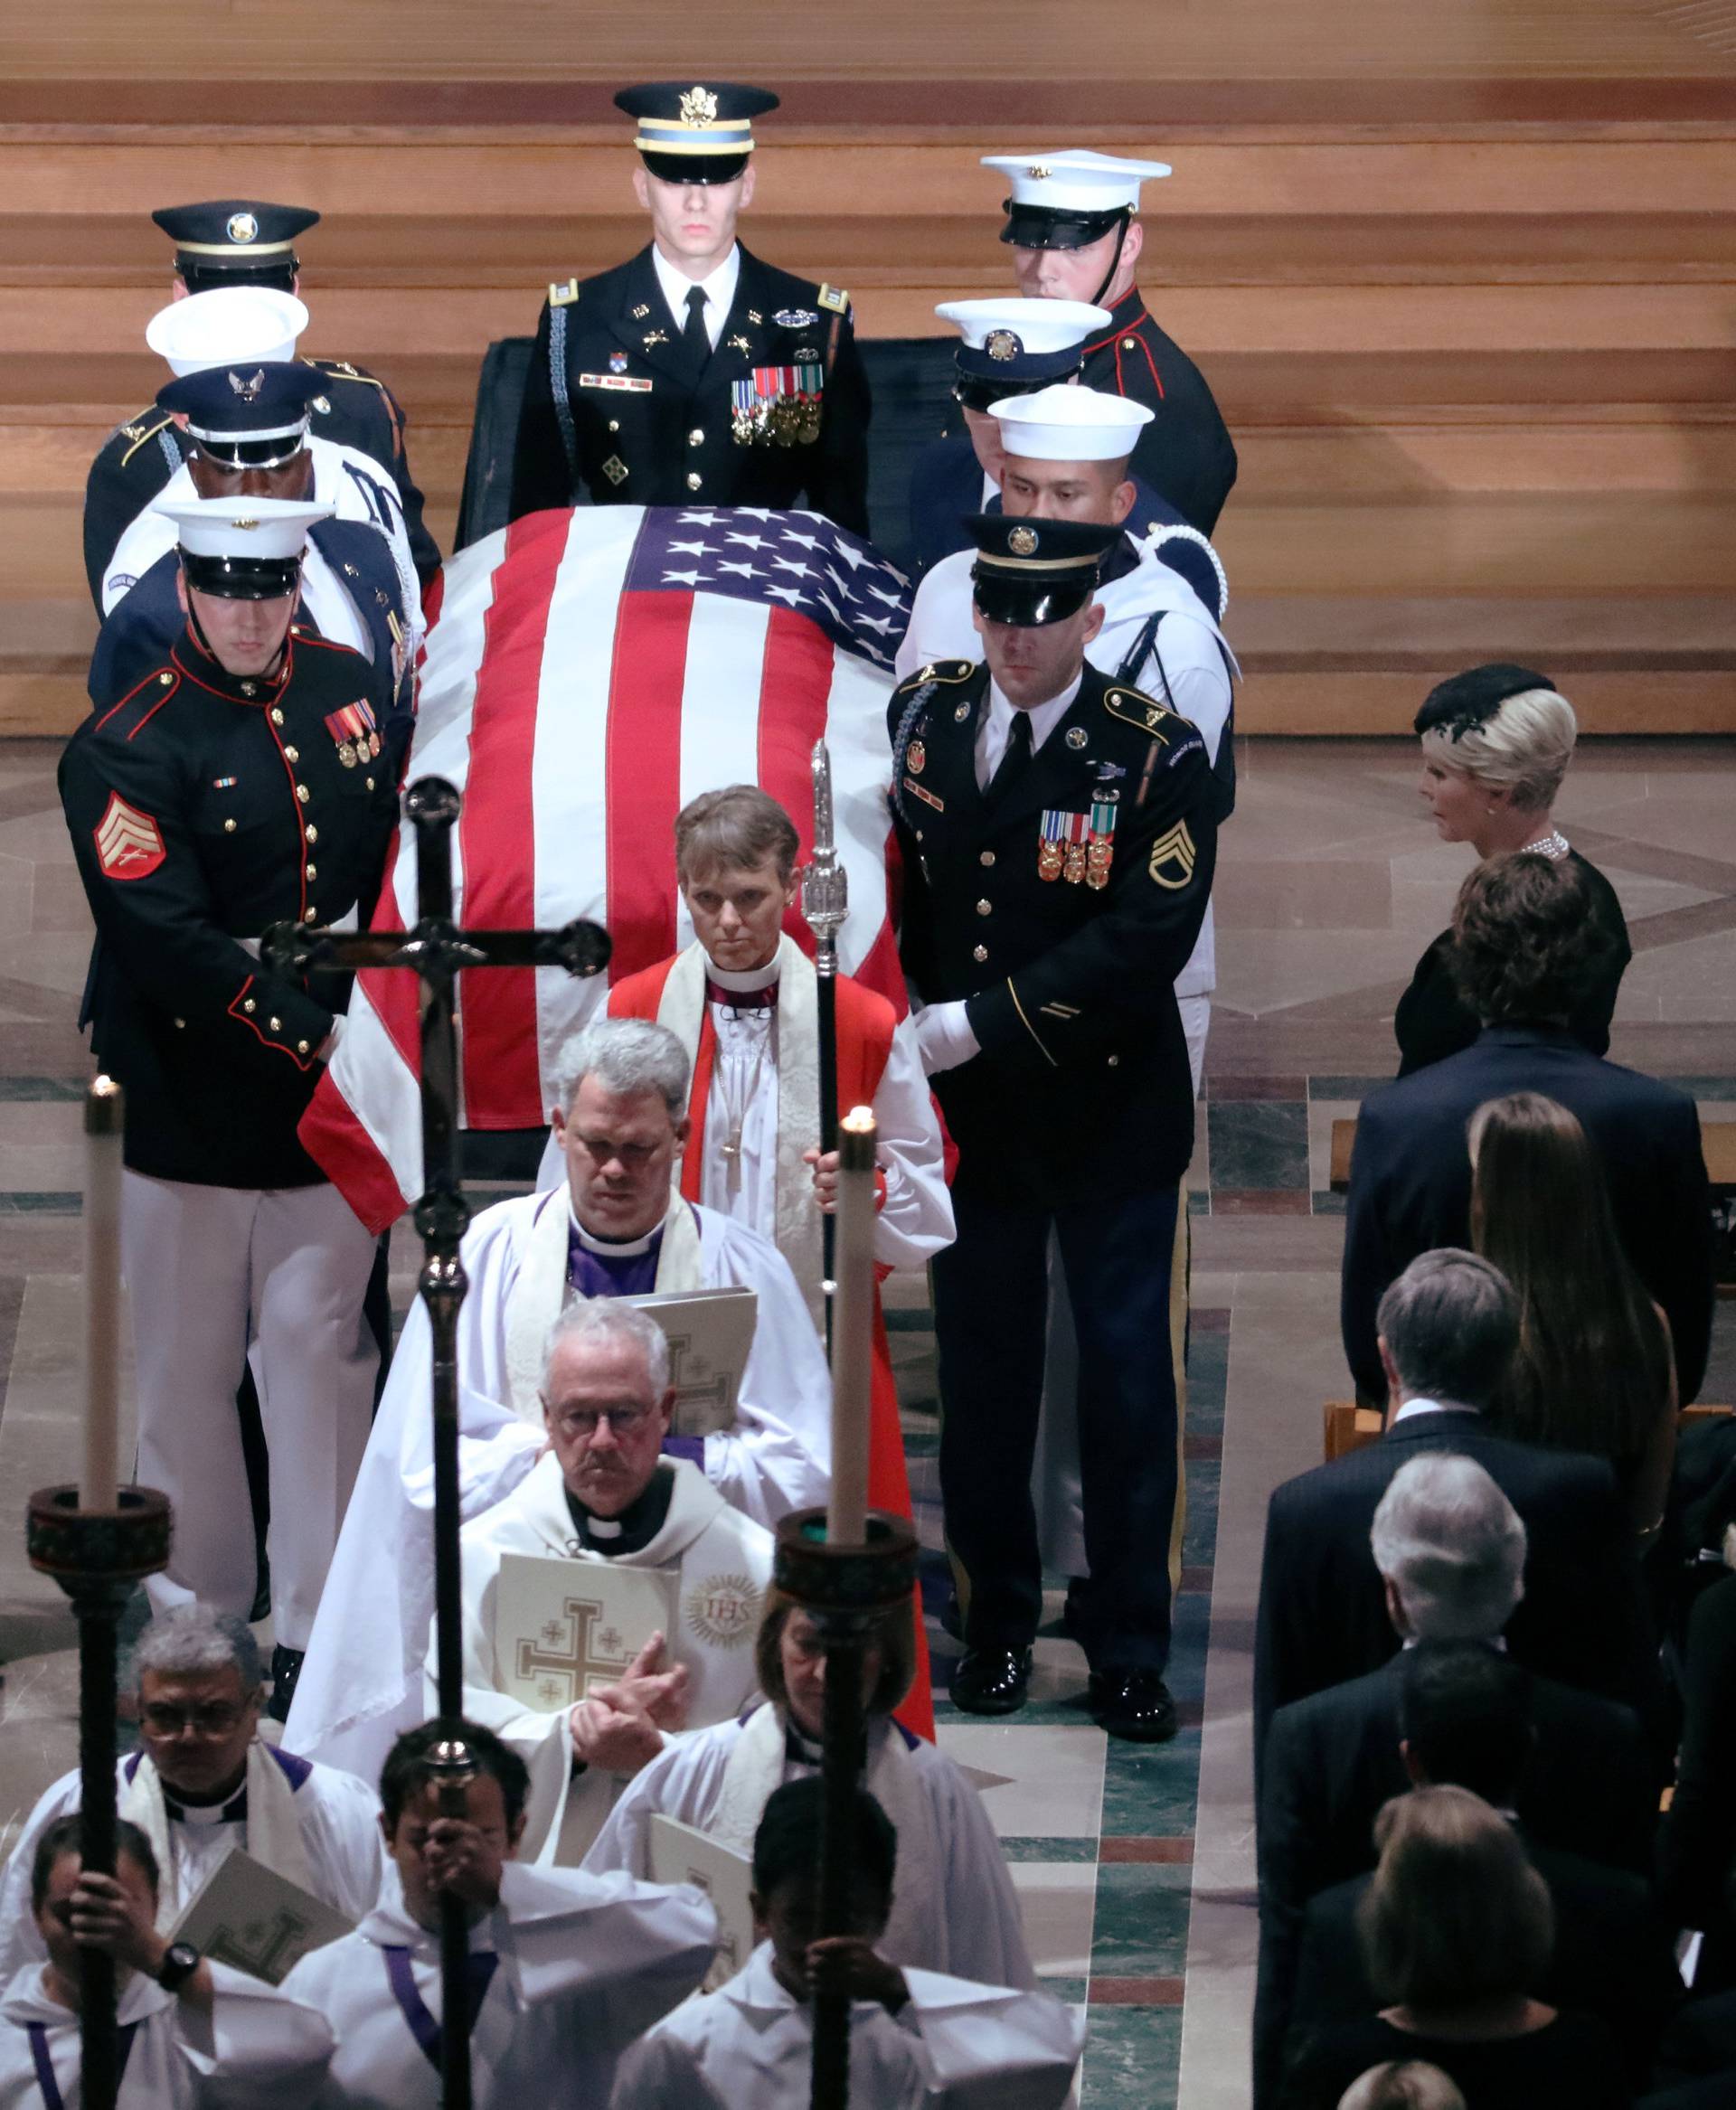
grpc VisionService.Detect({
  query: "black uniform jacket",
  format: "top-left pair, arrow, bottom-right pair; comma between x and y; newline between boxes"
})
1081,287 -> 1238,536
886,657 -> 1214,1204
88,519 -> 415,768
1341,1023 -> 1713,1405
60,626 -> 400,1190
82,356 -> 440,608
1394,849 -> 1633,1076
509,243 -> 871,535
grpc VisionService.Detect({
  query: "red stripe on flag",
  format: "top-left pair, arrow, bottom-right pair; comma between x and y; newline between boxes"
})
603,589 -> 694,981
297,1070 -> 413,1236
756,604 -> 837,963
456,512 -> 570,1127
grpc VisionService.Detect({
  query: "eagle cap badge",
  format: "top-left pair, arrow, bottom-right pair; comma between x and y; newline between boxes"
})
986,328 -> 1022,362
228,370 -> 266,401
1007,525 -> 1039,557
679,84 -> 719,127
225,211 -> 259,244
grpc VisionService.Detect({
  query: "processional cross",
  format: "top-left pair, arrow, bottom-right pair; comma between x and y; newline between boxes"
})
263,777 -> 610,2110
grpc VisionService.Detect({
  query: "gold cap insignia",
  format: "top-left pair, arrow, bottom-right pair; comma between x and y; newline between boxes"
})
228,369 -> 265,401
1026,163 -> 1052,181
231,518 -> 259,531
986,328 -> 1022,363
226,211 -> 259,244
679,84 -> 719,127
1007,525 -> 1040,557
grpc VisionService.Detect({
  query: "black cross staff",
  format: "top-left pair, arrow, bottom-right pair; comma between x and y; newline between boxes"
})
263,777 -> 609,2110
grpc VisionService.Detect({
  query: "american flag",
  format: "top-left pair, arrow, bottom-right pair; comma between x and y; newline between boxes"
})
298,505 -> 912,1233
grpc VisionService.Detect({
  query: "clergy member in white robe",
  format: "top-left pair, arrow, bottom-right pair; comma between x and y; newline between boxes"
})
2,1813 -> 334,2107
286,1017 -> 827,1785
440,1299 -> 776,1862
0,1608 -> 383,1987
285,1718 -> 714,2108
565,785 -> 953,1329
609,1778 -> 1080,2110
586,1595 -> 1033,1988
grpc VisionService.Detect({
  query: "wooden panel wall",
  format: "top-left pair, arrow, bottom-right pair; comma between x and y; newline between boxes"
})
4,5 -> 1733,733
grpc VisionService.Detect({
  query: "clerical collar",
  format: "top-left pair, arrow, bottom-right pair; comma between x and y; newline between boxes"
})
783,1716 -> 867,1773
164,1785 -> 247,1825
704,955 -> 782,1015
564,1464 -> 675,1556
568,1206 -> 663,1260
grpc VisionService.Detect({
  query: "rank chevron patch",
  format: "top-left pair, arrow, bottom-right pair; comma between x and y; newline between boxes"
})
93,792 -> 165,881
1147,820 -> 1196,890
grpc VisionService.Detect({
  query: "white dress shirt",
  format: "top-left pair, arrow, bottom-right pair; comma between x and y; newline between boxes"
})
972,672 -> 1083,791
651,243 -> 741,351
1391,1395 -> 1480,1424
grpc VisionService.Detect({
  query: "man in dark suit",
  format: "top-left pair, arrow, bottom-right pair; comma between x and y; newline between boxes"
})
1342,850 -> 1713,1405
1255,1248 -> 1651,1760
1275,1648 -> 1679,2101
1256,1460 -> 1653,2106
509,80 -> 870,533
886,513 -> 1218,1740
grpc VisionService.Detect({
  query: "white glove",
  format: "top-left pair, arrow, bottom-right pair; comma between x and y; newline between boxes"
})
913,1001 -> 980,1078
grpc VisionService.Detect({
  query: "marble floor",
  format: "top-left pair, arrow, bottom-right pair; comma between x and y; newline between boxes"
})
0,735 -> 1731,2106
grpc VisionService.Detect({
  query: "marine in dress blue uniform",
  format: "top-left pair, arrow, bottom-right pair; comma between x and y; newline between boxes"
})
888,514 -> 1216,1741
81,201 -> 439,605
984,151 -> 1237,535
60,497 -> 399,1700
89,362 -> 415,769
509,82 -> 871,534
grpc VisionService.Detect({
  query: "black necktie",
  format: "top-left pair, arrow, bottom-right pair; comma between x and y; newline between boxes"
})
985,708 -> 1033,808
683,284 -> 710,360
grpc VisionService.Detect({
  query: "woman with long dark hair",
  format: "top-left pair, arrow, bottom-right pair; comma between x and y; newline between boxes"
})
1468,1090 -> 1677,1538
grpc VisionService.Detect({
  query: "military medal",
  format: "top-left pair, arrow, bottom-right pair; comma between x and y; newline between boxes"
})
1040,807 -> 1099,884
324,697 -> 381,771
907,739 -> 926,775
731,363 -> 825,446
1086,796 -> 1118,890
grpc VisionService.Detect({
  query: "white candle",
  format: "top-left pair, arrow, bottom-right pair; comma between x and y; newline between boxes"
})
82,1076 -> 123,1510
826,1105 -> 877,1548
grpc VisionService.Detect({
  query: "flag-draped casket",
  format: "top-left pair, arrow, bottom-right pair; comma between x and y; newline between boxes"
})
299,505 -> 913,1233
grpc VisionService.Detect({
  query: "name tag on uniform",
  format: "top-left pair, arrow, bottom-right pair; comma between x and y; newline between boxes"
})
577,372 -> 654,393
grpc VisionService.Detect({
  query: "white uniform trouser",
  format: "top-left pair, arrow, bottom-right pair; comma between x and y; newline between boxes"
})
1033,994 -> 1209,1578
121,1172 -> 379,1648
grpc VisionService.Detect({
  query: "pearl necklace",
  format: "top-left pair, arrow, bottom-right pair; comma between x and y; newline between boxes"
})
1520,830 -> 1570,862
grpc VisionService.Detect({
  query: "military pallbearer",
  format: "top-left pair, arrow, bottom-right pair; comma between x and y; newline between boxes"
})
510,80 -> 871,532
887,514 -> 1216,1742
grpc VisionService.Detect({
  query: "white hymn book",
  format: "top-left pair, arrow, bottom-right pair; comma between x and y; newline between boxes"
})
493,1552 -> 680,1711
168,1844 -> 353,1984
619,1286 -> 758,1436
646,1813 -> 755,1992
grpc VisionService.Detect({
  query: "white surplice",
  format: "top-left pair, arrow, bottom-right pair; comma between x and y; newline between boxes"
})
0,1960 -> 333,2108
286,1191 -> 828,1785
583,1707 -> 1034,1989
608,1943 -> 1083,2110
440,1454 -> 775,1862
284,1861 -> 714,2109
0,1746 -> 385,1987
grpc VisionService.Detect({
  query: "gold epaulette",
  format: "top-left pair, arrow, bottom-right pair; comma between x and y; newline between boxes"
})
550,278 -> 580,307
904,658 -> 974,689
1102,683 -> 1181,738
118,414 -> 175,468
306,356 -> 386,392
817,283 -> 850,316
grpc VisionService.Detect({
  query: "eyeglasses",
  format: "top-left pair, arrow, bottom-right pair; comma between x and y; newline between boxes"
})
548,1405 -> 654,1441
141,1701 -> 250,1738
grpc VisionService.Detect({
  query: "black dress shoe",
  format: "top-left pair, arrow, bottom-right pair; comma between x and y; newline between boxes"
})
1089,1667 -> 1178,1743
948,1645 -> 1032,1717
267,1644 -> 305,1727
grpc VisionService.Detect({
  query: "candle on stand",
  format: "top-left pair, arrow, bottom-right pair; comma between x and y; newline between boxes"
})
826,1104 -> 877,1548
81,1077 -> 123,1511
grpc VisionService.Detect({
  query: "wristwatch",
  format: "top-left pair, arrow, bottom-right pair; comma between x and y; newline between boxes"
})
156,1941 -> 200,1992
